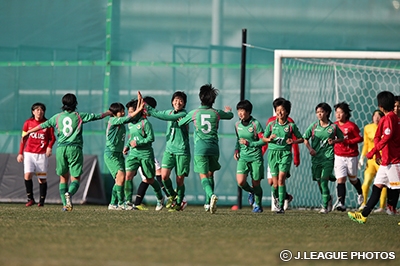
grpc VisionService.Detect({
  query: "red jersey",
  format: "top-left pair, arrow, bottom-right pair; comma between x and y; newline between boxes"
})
368,111 -> 400,166
19,118 -> 56,154
261,116 -> 300,166
333,120 -> 363,157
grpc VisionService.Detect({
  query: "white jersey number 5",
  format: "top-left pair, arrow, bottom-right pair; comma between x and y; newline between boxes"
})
201,114 -> 211,134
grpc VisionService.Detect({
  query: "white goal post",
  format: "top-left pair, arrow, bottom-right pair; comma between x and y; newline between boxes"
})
272,50 -> 400,209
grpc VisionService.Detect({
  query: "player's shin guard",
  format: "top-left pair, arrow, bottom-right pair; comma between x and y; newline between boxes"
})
362,185 -> 382,217
253,185 -> 263,207
150,179 -> 163,200
124,179 -> 133,202
59,183 -> 68,206
25,179 -> 34,200
337,183 -> 346,205
278,185 -> 286,208
162,178 -> 176,198
68,180 -> 80,196
201,178 -> 214,200
157,175 -> 169,197
239,182 -> 254,193
320,179 -> 330,208
39,182 -> 47,205
134,181 -> 149,205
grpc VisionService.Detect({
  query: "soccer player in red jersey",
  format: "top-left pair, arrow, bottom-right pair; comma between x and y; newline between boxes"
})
348,91 -> 400,223
333,102 -> 363,211
17,103 -> 56,207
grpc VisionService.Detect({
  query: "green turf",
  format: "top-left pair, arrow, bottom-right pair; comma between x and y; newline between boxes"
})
0,204 -> 398,266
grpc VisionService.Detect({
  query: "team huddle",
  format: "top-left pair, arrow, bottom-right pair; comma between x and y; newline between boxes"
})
17,85 -> 400,222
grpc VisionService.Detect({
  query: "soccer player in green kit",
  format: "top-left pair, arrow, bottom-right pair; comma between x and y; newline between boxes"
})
178,84 -> 234,214
234,100 -> 265,213
124,98 -> 165,211
146,91 -> 190,211
303,102 -> 344,214
105,93 -> 144,210
23,93 -> 111,211
263,98 -> 304,214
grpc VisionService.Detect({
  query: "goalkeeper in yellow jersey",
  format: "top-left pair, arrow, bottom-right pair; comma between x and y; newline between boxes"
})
358,110 -> 385,212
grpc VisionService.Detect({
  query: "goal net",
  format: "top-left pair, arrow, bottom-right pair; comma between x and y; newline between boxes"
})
274,50 -> 400,209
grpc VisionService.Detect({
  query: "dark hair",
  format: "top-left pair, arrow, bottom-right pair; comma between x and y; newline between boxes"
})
62,93 -> 78,112
395,95 -> 400,102
236,100 -> 253,114
171,91 -> 187,108
315,102 -> 332,118
126,99 -> 139,111
273,98 -> 291,115
334,102 -> 352,119
31,102 -> 47,119
199,84 -> 218,107
144,96 -> 157,109
372,109 -> 384,120
377,91 -> 395,112
109,102 -> 125,115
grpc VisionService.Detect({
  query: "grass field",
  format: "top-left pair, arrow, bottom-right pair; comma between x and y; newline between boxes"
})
0,203 -> 399,266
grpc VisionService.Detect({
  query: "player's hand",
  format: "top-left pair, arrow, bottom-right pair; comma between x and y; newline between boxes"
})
366,150 -> 374,160
376,158 -> 382,165
123,146 -> 129,155
46,147 -> 52,157
328,138 -> 334,145
239,138 -> 249,146
358,157 -> 365,170
309,149 -> 316,156
130,140 -> 137,148
224,106 -> 232,112
233,150 -> 239,161
286,138 -> 293,145
16,154 -> 23,163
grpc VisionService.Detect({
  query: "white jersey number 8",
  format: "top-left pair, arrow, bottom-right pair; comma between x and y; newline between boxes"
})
62,117 -> 74,137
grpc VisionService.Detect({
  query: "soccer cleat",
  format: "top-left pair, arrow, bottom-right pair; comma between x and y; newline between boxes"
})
116,203 -> 127,210
166,195 -> 176,209
168,203 -> 181,212
108,204 -> 118,210
248,192 -> 255,206
271,196 -> 280,211
124,201 -> 134,210
155,196 -> 165,211
386,204 -> 397,215
204,204 -> 210,212
37,203 -> 44,207
319,207 -> 328,214
62,207 -> 68,212
357,194 -> 364,206
132,204 -> 149,211
26,199 -> 35,207
327,195 -> 333,212
336,202 -> 346,212
180,197 -> 188,211
252,205 -> 263,213
284,194 -> 293,211
276,208 -> 285,214
64,192 -> 73,211
373,207 -> 384,213
210,194 -> 218,214
348,211 -> 367,224
358,204 -> 366,211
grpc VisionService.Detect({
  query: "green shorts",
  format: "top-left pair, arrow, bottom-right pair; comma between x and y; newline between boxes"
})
236,159 -> 264,181
104,151 -> 125,178
56,145 -> 83,177
311,160 -> 334,181
161,152 -> 191,177
267,150 -> 292,176
193,155 -> 221,174
125,155 -> 155,179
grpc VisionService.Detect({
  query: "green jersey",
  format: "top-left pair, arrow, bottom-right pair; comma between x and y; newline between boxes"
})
178,105 -> 234,156
264,119 -> 303,151
303,120 -> 344,164
126,117 -> 154,158
146,105 -> 190,155
40,111 -> 106,148
234,117 -> 265,162
105,116 -> 136,153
